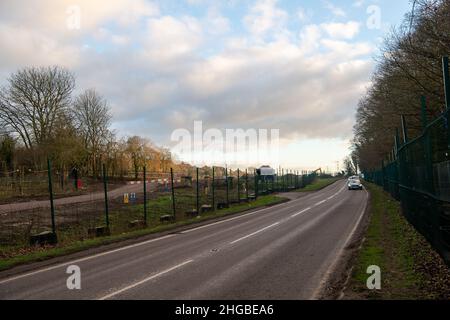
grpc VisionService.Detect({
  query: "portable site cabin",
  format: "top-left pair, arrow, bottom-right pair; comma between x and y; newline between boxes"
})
256,166 -> 276,181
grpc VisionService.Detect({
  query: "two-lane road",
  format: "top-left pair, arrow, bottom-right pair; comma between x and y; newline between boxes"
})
0,180 -> 368,300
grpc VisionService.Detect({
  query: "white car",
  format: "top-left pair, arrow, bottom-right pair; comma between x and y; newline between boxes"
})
348,178 -> 363,190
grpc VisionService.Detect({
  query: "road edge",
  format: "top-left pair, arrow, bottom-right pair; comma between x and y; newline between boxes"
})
313,186 -> 372,300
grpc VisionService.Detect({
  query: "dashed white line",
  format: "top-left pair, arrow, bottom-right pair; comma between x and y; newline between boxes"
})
315,200 -> 327,206
98,259 -> 194,300
291,207 -> 312,218
0,181 -> 346,286
230,222 -> 281,245
231,184 -> 347,243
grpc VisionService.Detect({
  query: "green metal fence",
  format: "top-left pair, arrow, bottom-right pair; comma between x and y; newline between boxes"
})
364,57 -> 450,265
0,164 -> 318,250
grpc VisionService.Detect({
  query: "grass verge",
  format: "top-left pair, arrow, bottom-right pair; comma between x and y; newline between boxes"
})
0,194 -> 286,272
345,182 -> 450,299
297,178 -> 340,192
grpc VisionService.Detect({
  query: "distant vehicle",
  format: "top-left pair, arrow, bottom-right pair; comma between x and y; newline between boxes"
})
347,178 -> 363,190
257,166 -> 276,176
256,166 -> 276,182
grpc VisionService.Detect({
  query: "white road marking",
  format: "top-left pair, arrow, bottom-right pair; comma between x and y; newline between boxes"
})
291,207 -> 312,218
181,206 -> 276,234
315,200 -> 327,206
0,234 -> 176,285
182,182 -> 344,234
98,260 -> 194,300
230,222 -> 281,245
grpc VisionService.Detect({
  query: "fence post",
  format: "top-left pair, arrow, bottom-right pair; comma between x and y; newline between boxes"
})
143,166 -> 147,224
287,169 -> 290,189
170,168 -> 176,219
442,56 -> 450,148
254,169 -> 258,200
401,115 -> 408,143
47,158 -> 56,236
276,168 -> 278,191
292,170 -> 294,188
394,128 -> 400,156
272,171 -> 275,192
196,167 -> 199,214
74,168 -> 78,191
421,96 -> 428,128
226,167 -> 229,207
284,169 -> 287,191
245,169 -> 249,200
102,164 -> 109,228
290,169 -> 293,189
287,169 -> 292,191
395,128 -> 402,192
443,56 -> 450,110
212,166 -> 215,211
280,169 -> 283,191
237,169 -> 240,203
421,97 -> 435,194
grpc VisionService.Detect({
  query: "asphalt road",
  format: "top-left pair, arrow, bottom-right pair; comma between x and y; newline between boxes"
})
0,180 -> 368,300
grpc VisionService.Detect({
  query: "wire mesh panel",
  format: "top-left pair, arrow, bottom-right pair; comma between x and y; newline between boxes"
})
364,110 -> 450,264
0,163 -> 322,258
153,171 -> 177,219
213,167 -> 229,209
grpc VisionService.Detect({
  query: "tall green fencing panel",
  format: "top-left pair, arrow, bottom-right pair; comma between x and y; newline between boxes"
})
364,57 -> 450,264
365,109 -> 450,264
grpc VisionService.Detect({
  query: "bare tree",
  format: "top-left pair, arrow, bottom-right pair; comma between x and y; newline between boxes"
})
72,89 -> 111,176
352,0 -> 450,172
126,136 -> 147,180
344,156 -> 357,176
159,147 -> 172,173
0,66 -> 75,149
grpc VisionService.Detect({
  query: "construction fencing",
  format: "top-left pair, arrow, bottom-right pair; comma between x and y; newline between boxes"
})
364,67 -> 450,264
0,163 -> 317,251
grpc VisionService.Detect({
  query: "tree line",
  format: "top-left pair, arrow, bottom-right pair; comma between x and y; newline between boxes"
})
0,66 -> 177,178
351,0 -> 449,172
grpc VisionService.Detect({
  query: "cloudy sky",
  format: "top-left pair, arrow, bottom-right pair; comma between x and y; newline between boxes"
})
0,0 -> 412,171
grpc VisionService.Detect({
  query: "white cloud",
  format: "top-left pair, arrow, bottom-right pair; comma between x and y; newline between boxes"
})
322,1 -> 347,17
299,24 -> 322,54
143,16 -> 203,62
0,0 -> 159,34
243,0 -> 288,37
353,0 -> 365,8
297,7 -> 312,23
0,0 -> 377,168
205,8 -> 231,35
0,23 -> 81,71
321,21 -> 361,39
